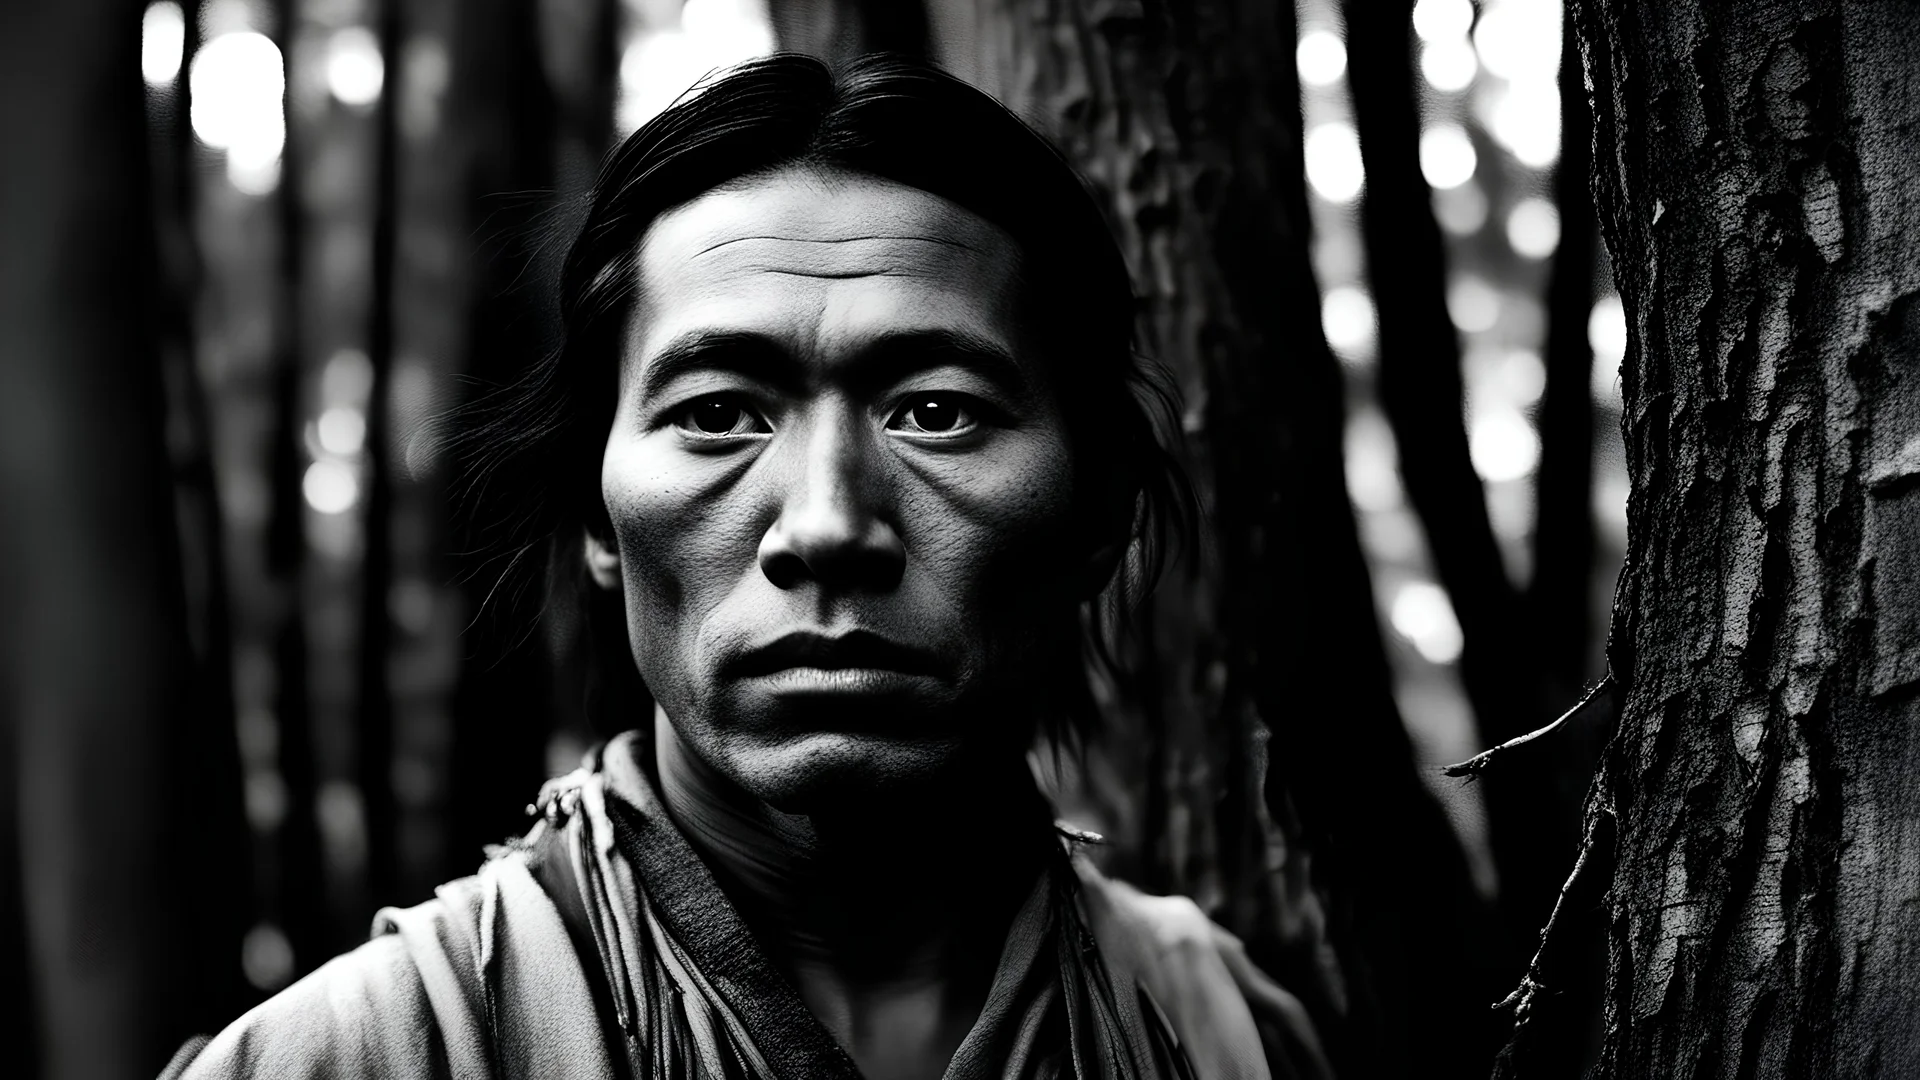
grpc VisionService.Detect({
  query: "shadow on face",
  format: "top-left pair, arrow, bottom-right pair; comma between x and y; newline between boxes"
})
586,167 -> 1095,810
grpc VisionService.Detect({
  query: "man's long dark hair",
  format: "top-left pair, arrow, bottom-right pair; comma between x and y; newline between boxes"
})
456,53 -> 1193,745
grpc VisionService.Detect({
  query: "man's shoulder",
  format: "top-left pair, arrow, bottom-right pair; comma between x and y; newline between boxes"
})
168,925 -> 449,1079
167,847 -> 606,1080
1073,856 -> 1335,1080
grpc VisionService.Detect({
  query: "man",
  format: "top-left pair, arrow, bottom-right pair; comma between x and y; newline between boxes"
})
169,54 -> 1330,1080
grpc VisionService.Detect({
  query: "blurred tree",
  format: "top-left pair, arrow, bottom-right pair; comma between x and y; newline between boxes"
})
1497,6 -> 1609,1074
0,1 -> 249,1074
925,0 -> 1509,1075
1508,1 -> 1920,1074
442,0 -> 567,877
267,0 -> 328,976
1343,7 -> 1599,1047
355,0 -> 404,913
1530,4 -> 1600,699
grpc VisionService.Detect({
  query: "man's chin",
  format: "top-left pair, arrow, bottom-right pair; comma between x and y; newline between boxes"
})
711,728 -> 971,813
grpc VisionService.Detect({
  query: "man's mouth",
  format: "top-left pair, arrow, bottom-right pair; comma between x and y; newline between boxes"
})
727,629 -> 946,693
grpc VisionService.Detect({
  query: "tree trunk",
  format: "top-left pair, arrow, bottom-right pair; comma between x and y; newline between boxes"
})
267,0 -> 328,975
1565,1 -> 1920,1073
1341,1 -> 1598,986
939,1 -> 1508,1074
0,2 -> 246,1072
443,0 -> 562,879
356,0 -> 403,912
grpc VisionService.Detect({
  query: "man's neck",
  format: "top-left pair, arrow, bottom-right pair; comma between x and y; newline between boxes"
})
651,709 -> 1050,1078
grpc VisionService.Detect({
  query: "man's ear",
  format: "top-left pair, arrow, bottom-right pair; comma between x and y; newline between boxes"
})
583,529 -> 622,590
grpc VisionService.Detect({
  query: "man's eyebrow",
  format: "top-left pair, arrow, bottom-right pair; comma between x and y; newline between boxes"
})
846,330 -> 1030,395
636,331 -> 801,400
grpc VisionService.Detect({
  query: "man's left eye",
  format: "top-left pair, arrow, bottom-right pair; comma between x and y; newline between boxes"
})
886,393 -> 979,437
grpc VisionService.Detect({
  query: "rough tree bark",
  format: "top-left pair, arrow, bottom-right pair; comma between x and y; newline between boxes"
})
937,1 -> 1508,1075
1536,1 -> 1920,1074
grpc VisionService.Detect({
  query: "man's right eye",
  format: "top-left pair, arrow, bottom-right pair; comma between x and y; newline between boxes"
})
672,396 -> 770,439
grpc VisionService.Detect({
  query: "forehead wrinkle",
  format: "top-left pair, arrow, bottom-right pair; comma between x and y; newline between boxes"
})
691,233 -> 981,259
731,264 -> 937,280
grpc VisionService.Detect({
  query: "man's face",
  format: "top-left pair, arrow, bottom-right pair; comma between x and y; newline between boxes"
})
597,167 -> 1085,809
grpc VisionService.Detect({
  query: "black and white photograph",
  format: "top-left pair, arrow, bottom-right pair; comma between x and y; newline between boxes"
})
5,0 -> 1916,1077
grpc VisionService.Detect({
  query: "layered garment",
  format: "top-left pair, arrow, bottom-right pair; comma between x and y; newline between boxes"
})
169,733 -> 1327,1080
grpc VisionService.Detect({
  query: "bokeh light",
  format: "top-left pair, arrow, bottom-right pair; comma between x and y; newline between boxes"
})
325,26 -> 385,108
1485,83 -> 1561,167
1305,121 -> 1366,203
1433,181 -> 1489,235
616,0 -> 775,133
1447,275 -> 1501,333
1420,124 -> 1477,189
1422,38 -> 1478,92
1321,284 -> 1378,360
142,2 -> 185,85
1297,29 -> 1348,87
317,406 -> 368,456
242,922 -> 294,991
1469,404 -> 1541,482
303,459 -> 359,514
1413,0 -> 1476,43
1392,581 -> 1464,664
1589,294 -> 1627,402
190,31 -> 286,194
1505,197 -> 1560,258
1474,0 -> 1562,83
322,348 -> 374,405
1345,407 -> 1402,513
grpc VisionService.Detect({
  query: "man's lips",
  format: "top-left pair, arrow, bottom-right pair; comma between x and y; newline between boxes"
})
726,629 -> 946,680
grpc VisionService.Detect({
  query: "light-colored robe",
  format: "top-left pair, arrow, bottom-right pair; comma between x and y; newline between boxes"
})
168,733 -> 1329,1080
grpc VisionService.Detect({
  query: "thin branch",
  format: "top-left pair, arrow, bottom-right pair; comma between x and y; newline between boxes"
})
1443,673 -> 1616,779
1490,800 -> 1615,1025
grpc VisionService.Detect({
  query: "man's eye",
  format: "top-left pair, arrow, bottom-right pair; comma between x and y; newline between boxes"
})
887,393 -> 979,437
673,396 -> 768,438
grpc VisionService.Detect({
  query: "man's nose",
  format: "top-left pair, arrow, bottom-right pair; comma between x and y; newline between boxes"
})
757,405 -> 906,593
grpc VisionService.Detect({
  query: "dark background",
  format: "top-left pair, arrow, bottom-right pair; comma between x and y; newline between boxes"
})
0,0 -> 1625,1076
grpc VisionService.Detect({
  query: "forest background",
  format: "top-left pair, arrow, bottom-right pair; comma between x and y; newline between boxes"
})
3,0 -> 1639,1077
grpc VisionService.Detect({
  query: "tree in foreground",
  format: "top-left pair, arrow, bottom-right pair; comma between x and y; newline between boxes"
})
1502,2 -> 1920,1074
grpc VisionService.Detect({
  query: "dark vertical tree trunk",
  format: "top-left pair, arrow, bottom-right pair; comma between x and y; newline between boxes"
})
1529,6 -> 1599,694
269,0 -> 327,975
1343,0 -> 1590,990
444,0 -> 562,876
1500,10 -> 1608,1075
356,0 -> 403,910
0,1 -> 245,1072
151,0 -> 257,1026
942,1 -> 1508,1075
1550,1 -> 1920,1074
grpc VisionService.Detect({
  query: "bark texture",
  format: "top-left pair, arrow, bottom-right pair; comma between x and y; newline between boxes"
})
938,1 -> 1507,1075
1574,1 -> 1920,1074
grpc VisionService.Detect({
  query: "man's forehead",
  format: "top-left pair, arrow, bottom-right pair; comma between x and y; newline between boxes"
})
636,170 -> 1022,285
